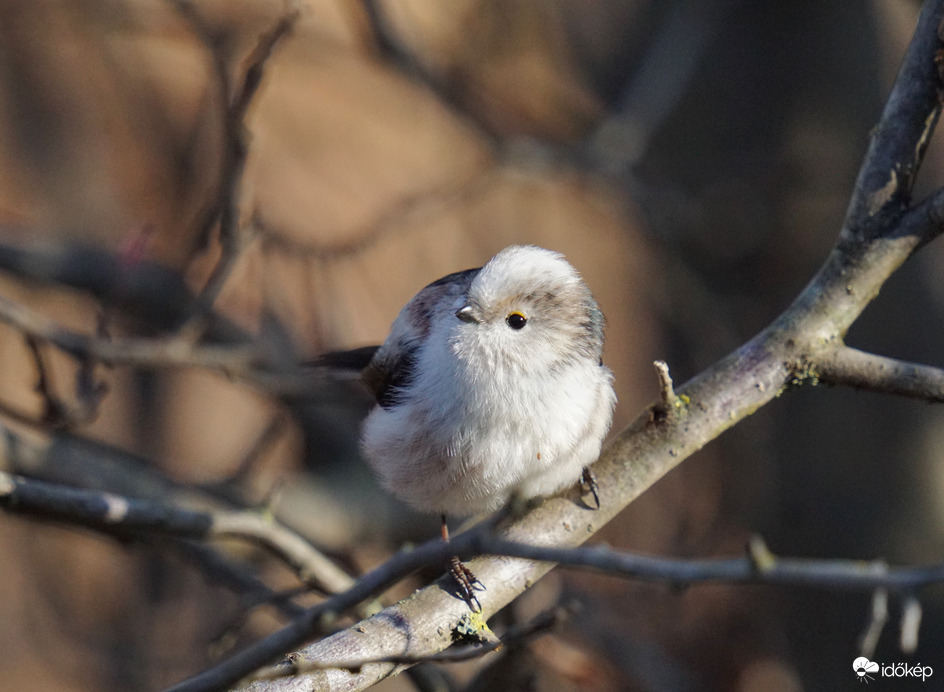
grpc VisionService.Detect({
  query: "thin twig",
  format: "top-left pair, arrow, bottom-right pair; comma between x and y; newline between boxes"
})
256,163 -> 497,261
211,512 -> 355,594
0,285 -> 353,400
186,9 -> 300,320
0,294 -> 258,371
24,334 -> 105,429
472,536 -> 944,592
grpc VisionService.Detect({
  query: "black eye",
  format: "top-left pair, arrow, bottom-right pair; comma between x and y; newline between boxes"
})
506,311 -> 527,330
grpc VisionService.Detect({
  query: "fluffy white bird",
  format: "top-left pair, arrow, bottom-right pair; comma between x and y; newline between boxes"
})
361,245 -> 617,519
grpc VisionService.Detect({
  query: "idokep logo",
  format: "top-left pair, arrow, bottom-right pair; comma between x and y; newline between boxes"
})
853,657 -> 933,683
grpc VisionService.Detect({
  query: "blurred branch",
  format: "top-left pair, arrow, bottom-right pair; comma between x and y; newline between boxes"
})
0,268 -> 343,397
209,413 -> 289,489
900,595 -> 922,654
0,433 -> 355,596
0,240 -> 217,332
257,163 -> 497,261
175,4 -> 300,320
359,0 -> 501,146
0,468 -> 355,593
0,290 -> 260,373
587,0 -> 734,171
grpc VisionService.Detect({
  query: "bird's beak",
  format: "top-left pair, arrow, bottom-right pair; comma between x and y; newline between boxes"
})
455,304 -> 480,324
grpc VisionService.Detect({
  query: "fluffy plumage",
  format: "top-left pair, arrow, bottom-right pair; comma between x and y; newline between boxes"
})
361,245 -> 616,516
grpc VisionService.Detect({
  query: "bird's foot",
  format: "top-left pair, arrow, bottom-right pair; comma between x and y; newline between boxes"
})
450,555 -> 484,612
580,466 -> 600,509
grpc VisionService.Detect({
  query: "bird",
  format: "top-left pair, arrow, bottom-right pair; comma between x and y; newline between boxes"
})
358,245 -> 617,607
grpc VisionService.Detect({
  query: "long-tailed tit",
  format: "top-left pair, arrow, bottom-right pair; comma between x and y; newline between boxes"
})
358,245 -> 617,606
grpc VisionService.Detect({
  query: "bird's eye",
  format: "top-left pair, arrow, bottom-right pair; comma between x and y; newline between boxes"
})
506,311 -> 527,330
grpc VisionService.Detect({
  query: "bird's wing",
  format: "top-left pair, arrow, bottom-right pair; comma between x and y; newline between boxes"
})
363,266 -> 480,408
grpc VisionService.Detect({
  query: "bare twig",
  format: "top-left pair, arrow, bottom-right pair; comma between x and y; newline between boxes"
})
25,334 -> 106,428
811,346 -> 944,402
0,467 -> 353,595
586,0 -> 734,170
25,335 -> 70,426
185,8 -> 300,320
654,359 -> 675,405
359,0 -> 501,146
651,359 -> 685,422
0,282 -> 365,404
472,536 -> 944,593
256,163 -> 497,261
0,293 -> 261,372
211,512 -> 355,594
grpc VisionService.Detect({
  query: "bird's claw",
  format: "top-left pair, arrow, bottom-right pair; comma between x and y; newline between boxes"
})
581,466 -> 600,509
450,556 -> 484,612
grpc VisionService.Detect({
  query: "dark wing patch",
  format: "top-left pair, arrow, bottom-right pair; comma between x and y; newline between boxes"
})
363,266 -> 480,409
363,340 -> 419,409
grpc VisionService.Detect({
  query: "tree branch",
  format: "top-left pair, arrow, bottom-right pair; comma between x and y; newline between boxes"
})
167,519 -> 944,692
812,346 -> 944,402
181,6 -> 300,319
251,602 -> 566,682
0,279 -> 343,397
0,460 -> 354,596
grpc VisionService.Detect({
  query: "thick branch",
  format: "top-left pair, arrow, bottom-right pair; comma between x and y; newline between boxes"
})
842,0 -> 943,236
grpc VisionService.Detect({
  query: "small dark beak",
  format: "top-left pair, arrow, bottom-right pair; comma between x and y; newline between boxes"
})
455,304 -> 480,324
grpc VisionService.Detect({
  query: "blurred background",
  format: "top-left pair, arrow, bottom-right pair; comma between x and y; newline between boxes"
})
0,0 -> 943,689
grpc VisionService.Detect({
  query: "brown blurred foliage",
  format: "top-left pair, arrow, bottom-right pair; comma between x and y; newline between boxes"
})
0,0 -> 941,690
